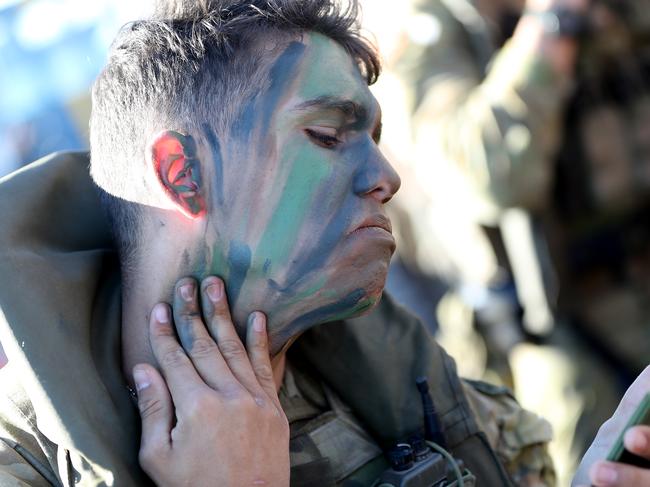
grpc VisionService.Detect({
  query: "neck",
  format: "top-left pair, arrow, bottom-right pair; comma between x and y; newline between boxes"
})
120,210 -> 292,390
120,215 -> 190,386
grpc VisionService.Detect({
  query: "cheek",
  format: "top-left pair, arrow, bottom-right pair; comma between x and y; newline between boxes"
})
252,144 -> 336,264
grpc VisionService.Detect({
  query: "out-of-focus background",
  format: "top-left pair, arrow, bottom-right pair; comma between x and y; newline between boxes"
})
0,0 -> 155,176
3,1 -> 650,485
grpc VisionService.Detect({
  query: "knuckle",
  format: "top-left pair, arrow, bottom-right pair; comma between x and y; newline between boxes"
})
220,382 -> 245,400
152,321 -> 175,338
180,309 -> 202,322
187,392 -> 219,415
212,302 -> 232,320
218,338 -> 246,360
250,336 -> 268,352
238,394 -> 259,412
138,396 -> 166,419
177,314 -> 202,334
222,389 -> 254,409
160,347 -> 189,368
188,337 -> 218,358
253,363 -> 274,383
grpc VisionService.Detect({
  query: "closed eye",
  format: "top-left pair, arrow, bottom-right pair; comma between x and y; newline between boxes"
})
305,128 -> 341,149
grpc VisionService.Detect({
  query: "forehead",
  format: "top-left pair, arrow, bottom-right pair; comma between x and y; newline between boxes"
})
275,32 -> 378,115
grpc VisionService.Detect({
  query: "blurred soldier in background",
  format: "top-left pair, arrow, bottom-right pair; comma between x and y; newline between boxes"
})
394,0 -> 650,483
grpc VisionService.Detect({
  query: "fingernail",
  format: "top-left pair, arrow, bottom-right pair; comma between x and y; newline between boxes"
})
206,280 -> 223,302
594,464 -> 618,484
253,313 -> 265,333
133,366 -> 151,392
180,282 -> 194,302
154,304 -> 169,323
627,429 -> 648,450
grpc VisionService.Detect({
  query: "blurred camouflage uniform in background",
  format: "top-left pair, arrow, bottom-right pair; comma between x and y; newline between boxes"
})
394,0 -> 650,483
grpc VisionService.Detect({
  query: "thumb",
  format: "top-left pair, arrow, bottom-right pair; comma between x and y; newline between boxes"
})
133,364 -> 173,458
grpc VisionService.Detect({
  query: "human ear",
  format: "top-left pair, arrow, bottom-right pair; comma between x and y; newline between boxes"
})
149,130 -> 205,218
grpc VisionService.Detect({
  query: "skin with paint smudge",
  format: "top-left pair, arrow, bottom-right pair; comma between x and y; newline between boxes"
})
134,32 -> 400,357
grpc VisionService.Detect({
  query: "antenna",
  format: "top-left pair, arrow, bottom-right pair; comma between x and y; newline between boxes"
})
416,376 -> 447,449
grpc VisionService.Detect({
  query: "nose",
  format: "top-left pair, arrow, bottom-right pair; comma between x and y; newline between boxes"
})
353,147 -> 401,204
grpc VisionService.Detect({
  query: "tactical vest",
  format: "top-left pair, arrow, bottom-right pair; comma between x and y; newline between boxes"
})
285,295 -> 515,486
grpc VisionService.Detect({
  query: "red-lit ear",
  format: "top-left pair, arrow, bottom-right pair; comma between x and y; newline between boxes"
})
149,131 -> 205,218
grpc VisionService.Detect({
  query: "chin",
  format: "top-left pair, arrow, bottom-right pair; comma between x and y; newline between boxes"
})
348,289 -> 383,318
263,259 -> 390,354
347,266 -> 388,317
320,255 -> 390,321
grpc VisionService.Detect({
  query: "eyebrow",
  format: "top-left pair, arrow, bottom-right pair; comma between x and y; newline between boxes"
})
293,96 -> 382,143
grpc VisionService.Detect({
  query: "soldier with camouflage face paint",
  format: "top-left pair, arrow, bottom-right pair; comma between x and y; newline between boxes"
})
0,0 -> 558,485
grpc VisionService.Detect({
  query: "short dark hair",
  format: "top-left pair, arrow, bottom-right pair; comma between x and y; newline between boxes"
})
91,0 -> 380,260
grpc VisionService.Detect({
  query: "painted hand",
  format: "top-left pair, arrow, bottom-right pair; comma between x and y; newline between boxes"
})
133,276 -> 290,487
573,366 -> 650,486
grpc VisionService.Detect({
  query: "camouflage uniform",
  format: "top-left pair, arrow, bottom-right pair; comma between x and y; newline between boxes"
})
0,152 -> 555,485
397,0 -> 650,481
401,0 -> 650,372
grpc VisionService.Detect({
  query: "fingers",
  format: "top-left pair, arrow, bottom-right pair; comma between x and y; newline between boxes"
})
172,278 -> 239,392
134,364 -> 173,467
624,426 -> 650,459
152,276 -> 273,404
149,302 -> 204,402
589,426 -> 650,486
246,312 -> 280,407
590,459 -> 650,486
200,276 -> 264,398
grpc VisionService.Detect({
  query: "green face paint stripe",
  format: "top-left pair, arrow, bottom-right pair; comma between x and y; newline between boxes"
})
233,42 -> 308,240
253,142 -> 332,272
227,241 -> 252,306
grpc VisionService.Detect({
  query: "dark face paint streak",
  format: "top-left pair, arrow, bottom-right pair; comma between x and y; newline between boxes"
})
229,42 -> 306,143
281,207 -> 348,289
202,124 -> 225,207
259,42 -> 306,132
282,139 -> 372,288
230,97 -> 257,145
227,241 -> 252,306
271,288 -> 367,353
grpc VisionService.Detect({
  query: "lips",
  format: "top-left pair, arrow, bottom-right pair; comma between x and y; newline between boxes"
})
350,214 -> 393,235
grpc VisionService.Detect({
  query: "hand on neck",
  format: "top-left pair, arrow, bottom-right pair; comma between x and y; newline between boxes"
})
119,208 -> 298,389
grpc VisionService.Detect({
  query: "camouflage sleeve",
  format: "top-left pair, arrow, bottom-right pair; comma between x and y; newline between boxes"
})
462,379 -> 556,486
0,438 -> 54,487
397,0 -> 571,215
0,368 -> 62,487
